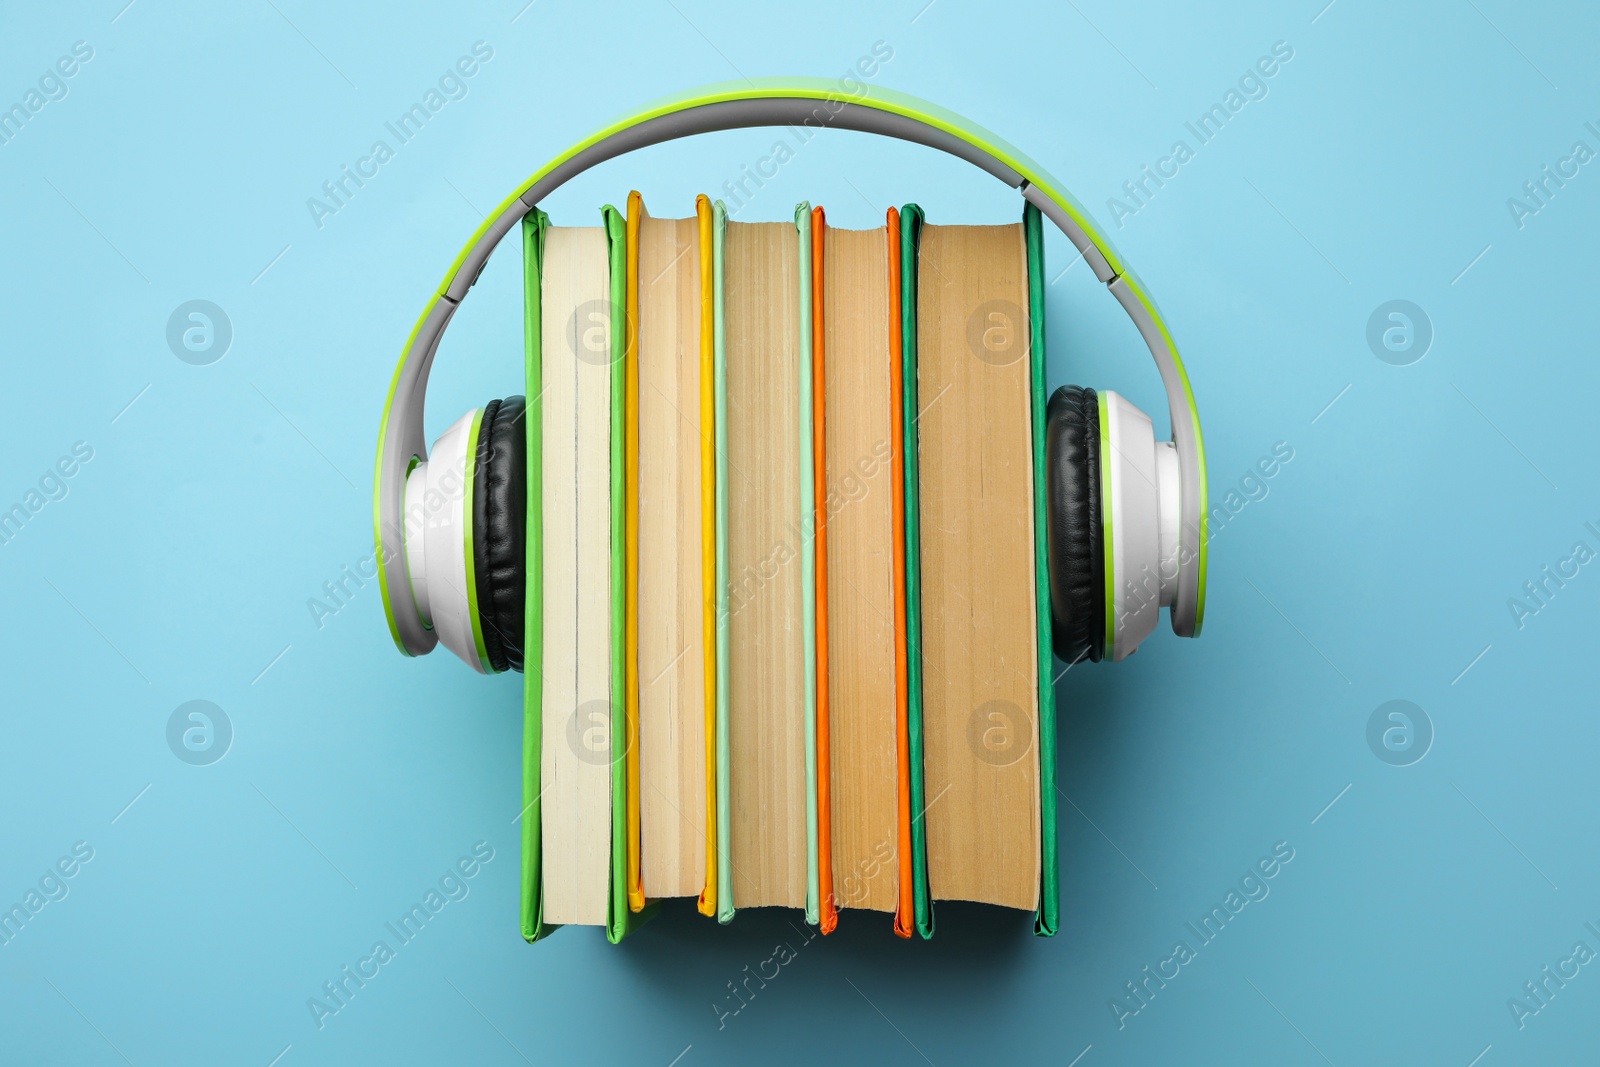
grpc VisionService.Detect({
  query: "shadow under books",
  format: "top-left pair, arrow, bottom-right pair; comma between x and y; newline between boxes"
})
616,661 -> 1154,976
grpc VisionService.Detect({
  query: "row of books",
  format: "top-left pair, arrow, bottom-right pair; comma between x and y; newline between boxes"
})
521,191 -> 1055,942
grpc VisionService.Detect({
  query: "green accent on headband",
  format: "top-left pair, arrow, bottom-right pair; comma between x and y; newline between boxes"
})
462,407 -> 492,673
376,78 -> 1207,652
430,81 -> 1125,304
1114,274 -> 1207,633
1099,391 -> 1116,661
377,311 -> 441,654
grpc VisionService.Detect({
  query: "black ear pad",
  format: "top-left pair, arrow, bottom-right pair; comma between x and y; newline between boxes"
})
472,396 -> 527,673
1046,385 -> 1105,665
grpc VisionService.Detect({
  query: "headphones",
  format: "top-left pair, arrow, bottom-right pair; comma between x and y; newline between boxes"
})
374,79 -> 1208,673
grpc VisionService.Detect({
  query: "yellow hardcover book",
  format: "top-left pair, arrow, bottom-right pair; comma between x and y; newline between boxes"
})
696,193 -> 718,917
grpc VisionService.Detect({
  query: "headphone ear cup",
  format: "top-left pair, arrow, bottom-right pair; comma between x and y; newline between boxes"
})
472,396 -> 527,673
1046,385 -> 1105,666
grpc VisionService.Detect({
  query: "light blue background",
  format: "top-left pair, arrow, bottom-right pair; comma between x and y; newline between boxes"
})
2,1 -> 1596,1064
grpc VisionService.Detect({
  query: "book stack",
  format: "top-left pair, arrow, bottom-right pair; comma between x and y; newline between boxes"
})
521,192 -> 1056,943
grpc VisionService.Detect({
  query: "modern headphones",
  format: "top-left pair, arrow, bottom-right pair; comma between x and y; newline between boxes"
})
374,79 -> 1208,673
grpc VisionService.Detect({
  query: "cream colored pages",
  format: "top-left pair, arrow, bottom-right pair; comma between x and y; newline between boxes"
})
915,222 -> 1040,912
638,211 -> 708,897
540,225 -> 613,926
725,220 -> 807,910
822,226 -> 898,914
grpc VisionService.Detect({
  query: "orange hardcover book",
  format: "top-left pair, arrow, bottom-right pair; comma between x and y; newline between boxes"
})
887,207 -> 913,939
811,206 -> 836,934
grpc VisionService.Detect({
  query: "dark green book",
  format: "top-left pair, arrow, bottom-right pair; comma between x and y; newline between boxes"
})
899,202 -> 1058,939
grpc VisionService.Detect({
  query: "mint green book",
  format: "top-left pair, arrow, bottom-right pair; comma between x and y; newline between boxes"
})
713,203 -> 813,924
712,200 -> 734,925
796,201 -> 820,928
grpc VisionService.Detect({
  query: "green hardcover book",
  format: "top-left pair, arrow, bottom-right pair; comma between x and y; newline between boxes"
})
898,205 -> 932,939
522,205 -> 656,944
1025,202 -> 1059,938
604,202 -> 656,943
520,209 -> 555,944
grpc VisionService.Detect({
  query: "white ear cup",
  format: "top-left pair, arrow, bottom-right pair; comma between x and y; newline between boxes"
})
402,408 -> 487,673
1099,390 -> 1181,661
